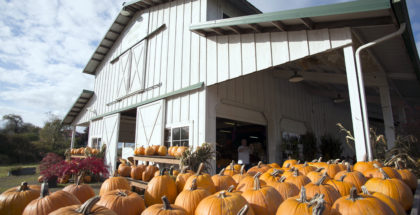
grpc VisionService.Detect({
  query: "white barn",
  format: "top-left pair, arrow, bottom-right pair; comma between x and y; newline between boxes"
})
63,0 -> 420,173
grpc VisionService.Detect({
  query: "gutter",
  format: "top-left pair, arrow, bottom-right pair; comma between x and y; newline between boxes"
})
355,23 -> 406,161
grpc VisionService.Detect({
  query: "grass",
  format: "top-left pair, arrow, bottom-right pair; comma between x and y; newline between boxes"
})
0,164 -> 102,194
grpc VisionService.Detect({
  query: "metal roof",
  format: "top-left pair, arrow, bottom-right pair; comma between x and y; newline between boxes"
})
190,0 -> 393,36
62,90 -> 94,125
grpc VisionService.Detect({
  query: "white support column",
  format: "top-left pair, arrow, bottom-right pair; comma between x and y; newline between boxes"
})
205,86 -> 218,175
379,86 -> 396,149
70,126 -> 76,149
344,46 -> 370,161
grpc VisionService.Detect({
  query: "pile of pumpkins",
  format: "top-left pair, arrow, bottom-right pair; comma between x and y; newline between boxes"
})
133,145 -> 188,157
70,147 -> 99,155
0,157 -> 417,215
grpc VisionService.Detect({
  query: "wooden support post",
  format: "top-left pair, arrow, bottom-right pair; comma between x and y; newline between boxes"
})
343,46 -> 370,161
70,126 -> 76,149
379,86 -> 396,149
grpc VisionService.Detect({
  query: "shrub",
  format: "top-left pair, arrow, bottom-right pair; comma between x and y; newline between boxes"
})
39,153 -> 63,172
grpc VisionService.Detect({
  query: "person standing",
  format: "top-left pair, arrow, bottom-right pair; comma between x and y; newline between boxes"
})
238,138 -> 250,170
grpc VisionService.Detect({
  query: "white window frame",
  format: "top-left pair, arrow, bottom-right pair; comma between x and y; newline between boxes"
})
165,121 -> 193,147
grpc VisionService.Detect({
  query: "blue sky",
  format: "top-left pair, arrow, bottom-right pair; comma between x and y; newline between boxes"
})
0,0 -> 419,126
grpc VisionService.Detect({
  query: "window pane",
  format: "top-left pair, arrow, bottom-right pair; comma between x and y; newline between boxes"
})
173,128 -> 181,141
181,141 -> 189,147
164,129 -> 171,142
173,140 -> 180,146
181,126 -> 189,139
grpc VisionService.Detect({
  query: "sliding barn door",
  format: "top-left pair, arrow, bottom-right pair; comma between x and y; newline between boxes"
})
102,114 -> 120,174
135,100 -> 165,147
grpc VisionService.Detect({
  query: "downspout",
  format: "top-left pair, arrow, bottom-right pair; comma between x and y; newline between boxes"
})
355,23 -> 406,161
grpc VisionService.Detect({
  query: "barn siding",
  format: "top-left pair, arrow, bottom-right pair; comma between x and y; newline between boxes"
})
207,70 -> 353,163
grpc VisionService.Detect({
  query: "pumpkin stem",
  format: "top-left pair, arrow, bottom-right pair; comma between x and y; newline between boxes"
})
180,166 -> 188,174
237,204 -> 249,215
318,157 -> 323,162
314,167 -> 324,172
297,186 -> 307,203
160,168 -> 166,176
257,161 -> 262,168
270,169 -> 282,177
311,159 -> 318,163
379,168 -> 391,179
218,191 -> 227,199
293,169 -> 299,177
253,174 -> 261,190
40,182 -> 49,198
338,174 -> 346,182
286,163 -> 291,168
76,172 -> 84,186
345,162 -> 351,172
312,195 -> 326,215
161,196 -> 172,210
230,161 -> 235,170
218,168 -> 226,176
18,182 -> 29,191
75,195 -> 101,214
279,176 -> 286,183
116,191 -> 128,197
347,187 -> 360,202
315,174 -> 327,186
297,160 -> 301,164
227,185 -> 235,192
373,163 -> 380,169
303,162 -> 308,167
196,163 -> 204,176
334,159 -> 340,164
240,165 -> 245,175
189,178 -> 198,191
361,185 -> 370,195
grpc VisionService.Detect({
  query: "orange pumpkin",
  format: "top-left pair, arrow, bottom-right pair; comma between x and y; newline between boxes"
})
145,146 -> 155,156
268,162 -> 281,169
63,175 -> 95,203
152,145 -> 160,154
284,169 -> 311,189
142,196 -> 187,215
224,161 -> 240,176
176,167 -> 194,193
276,186 -> 329,215
157,145 -> 167,156
247,161 -> 271,176
353,156 -> 383,173
241,174 -> 283,215
117,159 -> 131,177
138,146 -> 146,155
97,189 -> 145,215
306,167 -> 326,183
22,183 -> 81,215
236,172 -> 267,192
0,182 -> 40,215
331,187 -> 394,215
183,163 -> 217,194
211,168 -> 237,192
195,191 -> 254,215
174,179 -> 211,215
99,174 -> 130,195
364,168 -> 413,211
334,162 -> 366,192
270,176 -> 299,200
298,162 -> 317,176
320,160 -> 342,178
394,160 -> 417,191
282,157 -> 298,168
142,165 -> 158,182
49,196 -> 117,215
259,168 -> 282,185
145,168 -> 178,206
363,164 -> 401,180
175,146 -> 188,157
304,174 -> 341,208
326,175 -> 352,196
232,165 -> 248,184
361,186 -> 405,215
130,164 -> 146,180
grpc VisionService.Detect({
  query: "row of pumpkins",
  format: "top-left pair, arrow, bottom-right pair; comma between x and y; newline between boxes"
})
70,147 -> 99,155
133,145 -> 188,157
0,158 -> 417,215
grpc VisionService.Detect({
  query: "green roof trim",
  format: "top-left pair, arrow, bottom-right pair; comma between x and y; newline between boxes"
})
90,82 -> 204,121
190,0 -> 391,31
391,0 -> 420,80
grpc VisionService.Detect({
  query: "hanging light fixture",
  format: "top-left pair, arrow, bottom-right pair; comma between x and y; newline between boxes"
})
120,2 -> 131,16
288,71 -> 304,83
333,94 -> 345,103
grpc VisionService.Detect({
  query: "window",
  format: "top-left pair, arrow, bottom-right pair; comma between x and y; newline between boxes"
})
92,138 -> 101,149
164,123 -> 192,148
281,132 -> 303,160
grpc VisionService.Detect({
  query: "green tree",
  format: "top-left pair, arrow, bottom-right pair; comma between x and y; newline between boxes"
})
35,115 -> 70,156
2,114 -> 24,134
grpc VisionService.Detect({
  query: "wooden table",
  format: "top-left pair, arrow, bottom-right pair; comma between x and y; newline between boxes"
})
133,155 -> 181,165
126,177 -> 148,189
70,155 -> 86,159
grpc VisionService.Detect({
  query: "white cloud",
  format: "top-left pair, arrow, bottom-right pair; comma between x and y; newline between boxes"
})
0,0 -> 124,126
